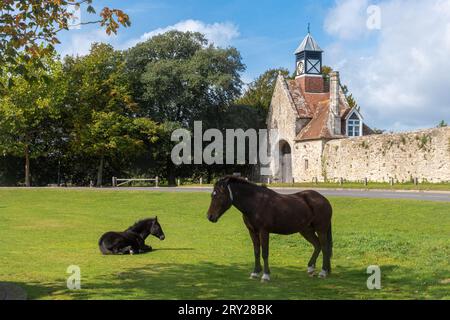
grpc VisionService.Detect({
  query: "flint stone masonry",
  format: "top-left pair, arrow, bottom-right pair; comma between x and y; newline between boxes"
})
300,127 -> 450,183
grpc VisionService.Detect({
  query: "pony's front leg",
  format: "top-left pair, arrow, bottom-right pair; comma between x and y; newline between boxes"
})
139,244 -> 152,253
248,230 -> 262,279
259,231 -> 271,282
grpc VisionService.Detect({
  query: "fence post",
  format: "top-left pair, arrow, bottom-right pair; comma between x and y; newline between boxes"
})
390,177 -> 394,186
200,177 -> 203,185
364,178 -> 368,187
177,178 -> 180,186
112,176 -> 117,187
155,176 -> 159,188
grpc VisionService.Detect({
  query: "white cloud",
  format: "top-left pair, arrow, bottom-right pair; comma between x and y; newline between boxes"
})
131,19 -> 240,48
58,19 -> 240,58
58,29 -> 119,57
325,0 -> 370,40
324,0 -> 450,131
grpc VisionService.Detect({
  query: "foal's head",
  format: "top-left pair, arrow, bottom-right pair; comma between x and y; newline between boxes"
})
150,217 -> 165,240
207,178 -> 234,223
129,217 -> 165,240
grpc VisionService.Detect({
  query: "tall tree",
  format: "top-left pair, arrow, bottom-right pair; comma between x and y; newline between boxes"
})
126,31 -> 245,128
63,43 -> 159,186
79,112 -> 158,186
0,55 -> 66,186
125,31 -> 245,185
0,0 -> 130,84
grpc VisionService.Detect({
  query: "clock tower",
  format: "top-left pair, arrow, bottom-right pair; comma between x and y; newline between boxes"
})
294,28 -> 324,93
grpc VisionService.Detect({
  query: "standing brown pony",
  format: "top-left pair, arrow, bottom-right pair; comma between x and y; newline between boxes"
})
206,176 -> 333,282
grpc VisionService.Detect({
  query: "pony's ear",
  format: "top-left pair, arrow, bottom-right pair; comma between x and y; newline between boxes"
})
220,177 -> 231,188
155,216 -> 158,221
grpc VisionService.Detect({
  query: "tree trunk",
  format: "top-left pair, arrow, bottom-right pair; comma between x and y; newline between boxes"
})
25,145 -> 31,187
207,167 -> 212,184
166,156 -> 176,186
96,155 -> 104,187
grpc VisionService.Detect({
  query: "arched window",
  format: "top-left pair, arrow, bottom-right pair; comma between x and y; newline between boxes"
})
347,112 -> 362,137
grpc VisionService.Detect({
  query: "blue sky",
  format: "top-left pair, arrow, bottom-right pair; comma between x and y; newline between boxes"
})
57,0 -> 450,131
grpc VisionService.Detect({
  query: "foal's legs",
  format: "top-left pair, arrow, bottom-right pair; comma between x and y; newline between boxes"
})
248,230 -> 262,279
259,231 -> 271,282
317,231 -> 331,278
299,227 -> 321,275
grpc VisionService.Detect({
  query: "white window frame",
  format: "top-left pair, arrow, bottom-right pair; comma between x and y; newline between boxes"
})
346,110 -> 363,137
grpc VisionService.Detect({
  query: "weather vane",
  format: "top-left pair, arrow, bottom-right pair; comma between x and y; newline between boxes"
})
307,23 -> 311,34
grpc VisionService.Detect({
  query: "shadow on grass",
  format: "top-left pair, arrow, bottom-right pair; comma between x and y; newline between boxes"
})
152,248 -> 195,252
15,263 -> 449,300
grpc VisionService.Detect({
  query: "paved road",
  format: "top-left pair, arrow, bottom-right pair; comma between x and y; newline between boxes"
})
110,186 -> 450,202
3,186 -> 449,202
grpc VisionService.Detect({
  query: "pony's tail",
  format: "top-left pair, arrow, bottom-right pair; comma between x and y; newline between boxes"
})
327,224 -> 333,258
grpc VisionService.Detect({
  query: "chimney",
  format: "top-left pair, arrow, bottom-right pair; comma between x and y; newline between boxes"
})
329,71 -> 341,135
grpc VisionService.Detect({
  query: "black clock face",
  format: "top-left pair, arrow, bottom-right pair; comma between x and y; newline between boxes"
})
297,61 -> 304,75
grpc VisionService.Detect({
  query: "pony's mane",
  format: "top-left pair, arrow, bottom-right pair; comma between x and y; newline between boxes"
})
216,176 -> 260,187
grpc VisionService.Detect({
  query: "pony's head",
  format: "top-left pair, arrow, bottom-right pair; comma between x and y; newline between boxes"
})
128,217 -> 165,240
207,177 -> 234,223
150,217 -> 165,240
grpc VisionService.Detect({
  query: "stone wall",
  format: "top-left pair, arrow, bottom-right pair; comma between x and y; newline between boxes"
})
317,127 -> 450,183
266,75 -> 299,180
292,140 -> 324,182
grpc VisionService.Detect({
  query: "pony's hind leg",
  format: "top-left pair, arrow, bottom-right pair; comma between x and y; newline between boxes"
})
299,227 -> 321,276
317,230 -> 332,278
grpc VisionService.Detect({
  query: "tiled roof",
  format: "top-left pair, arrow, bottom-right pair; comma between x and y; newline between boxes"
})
284,78 -> 353,141
295,101 -> 333,141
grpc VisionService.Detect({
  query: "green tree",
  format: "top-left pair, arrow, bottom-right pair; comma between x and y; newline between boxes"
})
125,31 -> 245,185
0,55 -> 66,186
63,43 -> 159,186
237,68 -> 289,114
0,0 -> 130,84
79,112 -> 158,186
437,120 -> 448,128
126,31 -> 245,127
341,85 -> 360,111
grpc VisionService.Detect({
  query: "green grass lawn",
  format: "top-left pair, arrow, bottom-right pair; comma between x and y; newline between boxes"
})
0,189 -> 449,300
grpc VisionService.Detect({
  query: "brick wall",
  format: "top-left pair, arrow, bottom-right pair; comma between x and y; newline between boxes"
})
296,75 -> 325,93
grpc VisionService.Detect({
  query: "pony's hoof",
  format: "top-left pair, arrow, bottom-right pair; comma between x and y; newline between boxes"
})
250,272 -> 260,279
261,274 -> 271,282
307,266 -> 315,276
318,270 -> 328,278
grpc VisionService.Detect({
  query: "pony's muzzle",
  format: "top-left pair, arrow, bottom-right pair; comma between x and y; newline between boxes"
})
207,214 -> 218,223
159,235 -> 165,240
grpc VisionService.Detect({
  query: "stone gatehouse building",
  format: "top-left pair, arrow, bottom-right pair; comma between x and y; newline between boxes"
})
266,32 -> 450,183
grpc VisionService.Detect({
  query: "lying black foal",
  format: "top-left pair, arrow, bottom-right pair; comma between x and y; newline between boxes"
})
99,217 -> 165,255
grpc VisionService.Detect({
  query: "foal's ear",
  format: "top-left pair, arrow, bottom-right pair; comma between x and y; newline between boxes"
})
155,216 -> 158,222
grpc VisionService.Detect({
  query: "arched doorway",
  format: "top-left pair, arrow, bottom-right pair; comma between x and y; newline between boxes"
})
279,140 -> 292,183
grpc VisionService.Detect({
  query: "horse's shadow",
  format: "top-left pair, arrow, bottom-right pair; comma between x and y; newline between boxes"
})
151,248 -> 195,252
14,263 -> 449,300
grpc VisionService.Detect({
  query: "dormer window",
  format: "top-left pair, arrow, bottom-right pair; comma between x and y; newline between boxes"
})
347,111 -> 363,137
